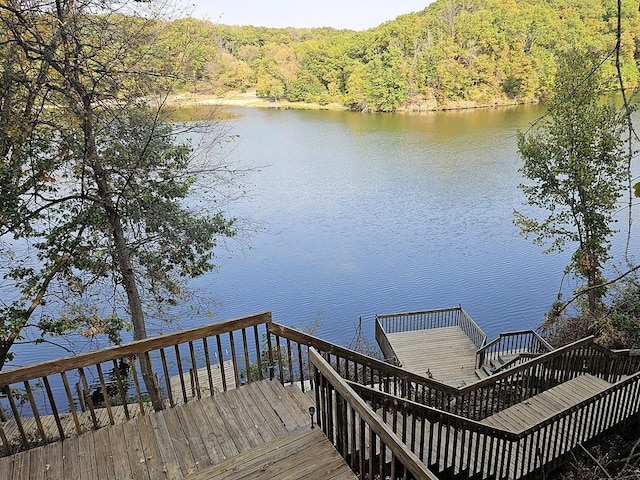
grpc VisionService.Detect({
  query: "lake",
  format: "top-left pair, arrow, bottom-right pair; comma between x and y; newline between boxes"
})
181,105 -> 638,346
12,104 -> 639,367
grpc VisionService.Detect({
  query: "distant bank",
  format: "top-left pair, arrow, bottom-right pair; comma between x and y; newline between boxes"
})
165,89 -> 533,114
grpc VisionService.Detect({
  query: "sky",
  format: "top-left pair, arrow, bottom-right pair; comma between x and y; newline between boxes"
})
183,1 -> 435,31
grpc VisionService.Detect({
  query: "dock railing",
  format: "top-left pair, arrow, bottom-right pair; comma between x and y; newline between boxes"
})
349,370 -> 640,480
272,322 -> 640,422
476,330 -> 554,373
309,348 -> 438,480
0,312 -> 293,455
268,323 -> 640,421
375,307 -> 487,364
2,309 -> 640,468
350,381 -> 519,479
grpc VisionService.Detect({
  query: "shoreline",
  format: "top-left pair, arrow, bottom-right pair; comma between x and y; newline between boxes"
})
165,90 -> 536,114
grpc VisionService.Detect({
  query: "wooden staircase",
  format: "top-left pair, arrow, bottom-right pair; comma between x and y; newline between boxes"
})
188,426 -> 356,480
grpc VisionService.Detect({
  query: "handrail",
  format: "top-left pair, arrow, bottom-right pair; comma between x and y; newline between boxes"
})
348,381 -> 519,479
375,307 -> 487,350
475,329 -> 554,372
268,323 -> 459,395
347,370 -> 640,479
0,312 -> 272,386
0,312 -> 276,455
2,311 -> 639,464
269,323 -> 640,419
375,306 -> 463,320
533,330 -> 554,352
517,370 -> 640,437
309,348 -> 438,480
491,351 -> 542,374
347,381 -> 517,441
476,330 -> 545,355
463,336 -> 595,393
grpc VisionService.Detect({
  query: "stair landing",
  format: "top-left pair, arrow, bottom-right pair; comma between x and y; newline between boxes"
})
387,326 -> 479,387
482,374 -> 612,432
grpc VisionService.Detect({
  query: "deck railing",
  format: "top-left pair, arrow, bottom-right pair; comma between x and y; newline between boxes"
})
350,382 -> 519,479
271,323 -> 640,422
476,330 -> 554,373
0,312 -> 297,455
375,308 -> 487,364
309,348 -> 438,480
349,370 -> 640,480
2,309 -> 640,478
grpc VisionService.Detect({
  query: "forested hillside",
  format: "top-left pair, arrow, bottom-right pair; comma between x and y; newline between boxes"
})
153,0 -> 640,111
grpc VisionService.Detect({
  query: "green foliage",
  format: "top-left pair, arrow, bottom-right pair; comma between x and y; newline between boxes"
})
515,50 -> 628,314
0,1 -> 238,373
112,0 -> 634,110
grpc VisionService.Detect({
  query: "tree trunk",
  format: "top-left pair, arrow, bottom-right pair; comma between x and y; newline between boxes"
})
83,105 -> 165,412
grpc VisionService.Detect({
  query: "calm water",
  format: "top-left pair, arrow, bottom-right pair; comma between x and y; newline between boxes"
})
182,106 -> 638,345
14,105 -> 639,366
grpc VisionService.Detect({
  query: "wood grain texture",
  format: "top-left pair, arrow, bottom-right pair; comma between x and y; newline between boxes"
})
387,326 -> 479,387
0,380 -> 355,480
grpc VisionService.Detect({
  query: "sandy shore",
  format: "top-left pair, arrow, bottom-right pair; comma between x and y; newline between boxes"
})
165,90 -> 347,111
164,89 -> 532,113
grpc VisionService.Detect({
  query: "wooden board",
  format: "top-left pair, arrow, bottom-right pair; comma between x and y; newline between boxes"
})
387,327 -> 479,387
188,427 -> 357,480
0,380 -> 356,480
482,374 -> 611,432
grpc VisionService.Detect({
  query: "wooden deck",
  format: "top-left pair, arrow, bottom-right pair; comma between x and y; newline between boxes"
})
482,374 -> 612,432
0,359 -> 241,449
169,359 -> 238,400
0,380 -> 356,480
381,374 -> 620,479
387,326 -> 479,386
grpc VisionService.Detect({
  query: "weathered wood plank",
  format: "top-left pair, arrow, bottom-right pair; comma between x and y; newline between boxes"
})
107,423 -> 134,480
283,384 -> 316,426
27,444 -> 47,480
198,397 -> 241,461
181,400 -> 226,464
135,414 -> 168,480
157,408 -> 198,477
148,412 -> 183,480
76,430 -> 97,480
188,427 -> 356,480
223,385 -> 272,446
62,435 -> 83,480
122,418 -> 152,480
0,380 -> 359,480
387,327 -> 479,386
254,381 -> 301,431
173,402 -> 216,472
482,375 -> 611,433
0,312 -> 272,386
92,426 -> 116,480
208,393 -> 254,453
41,440 -> 63,480
234,384 -> 285,438
8,449 -> 29,480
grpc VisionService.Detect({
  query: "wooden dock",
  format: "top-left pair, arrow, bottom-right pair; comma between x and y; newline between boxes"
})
482,374 -> 612,432
387,326 -> 479,386
0,380 -> 356,480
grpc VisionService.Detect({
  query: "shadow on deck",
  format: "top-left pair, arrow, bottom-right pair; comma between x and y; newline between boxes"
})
2,310 -> 640,480
0,380 -> 356,480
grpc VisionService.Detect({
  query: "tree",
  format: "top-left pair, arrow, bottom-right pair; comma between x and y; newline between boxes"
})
0,1 -> 239,410
514,51 -> 628,316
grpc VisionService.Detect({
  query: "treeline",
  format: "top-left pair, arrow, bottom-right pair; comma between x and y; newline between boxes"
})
153,0 -> 640,111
